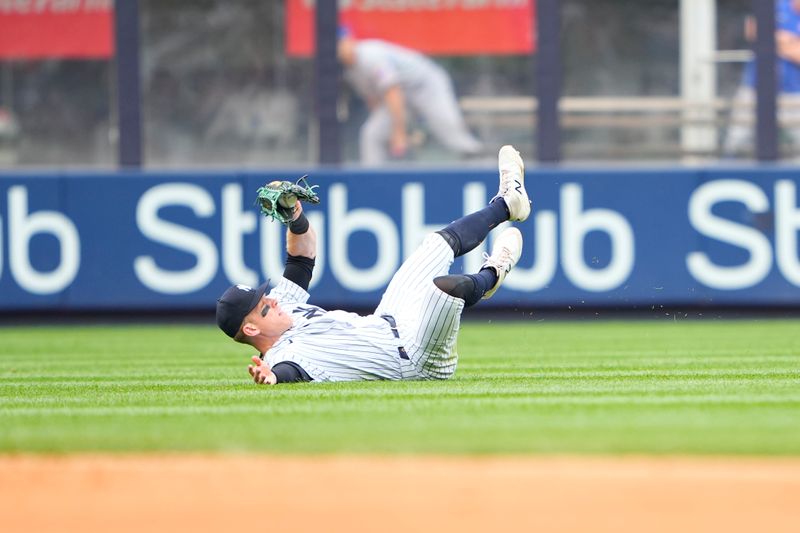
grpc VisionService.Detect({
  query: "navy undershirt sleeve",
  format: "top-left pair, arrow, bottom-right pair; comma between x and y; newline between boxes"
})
282,254 -> 315,292
272,361 -> 313,383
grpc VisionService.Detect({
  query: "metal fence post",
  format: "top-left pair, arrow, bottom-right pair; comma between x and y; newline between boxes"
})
114,0 -> 143,168
535,0 -> 562,163
315,1 -> 341,165
753,0 -> 778,161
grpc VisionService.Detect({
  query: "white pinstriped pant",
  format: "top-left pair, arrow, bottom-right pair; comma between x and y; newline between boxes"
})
374,233 -> 465,380
360,67 -> 483,165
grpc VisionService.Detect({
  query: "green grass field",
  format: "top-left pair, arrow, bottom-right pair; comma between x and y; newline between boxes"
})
1,319 -> 798,455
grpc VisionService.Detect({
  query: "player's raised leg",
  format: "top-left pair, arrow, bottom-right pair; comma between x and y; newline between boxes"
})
378,145 -> 530,314
431,145 -> 528,306
436,144 -> 530,257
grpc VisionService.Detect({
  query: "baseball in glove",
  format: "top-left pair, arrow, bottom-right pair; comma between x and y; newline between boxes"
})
256,175 -> 320,225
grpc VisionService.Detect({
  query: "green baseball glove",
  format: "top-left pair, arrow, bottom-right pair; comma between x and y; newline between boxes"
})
256,175 -> 320,225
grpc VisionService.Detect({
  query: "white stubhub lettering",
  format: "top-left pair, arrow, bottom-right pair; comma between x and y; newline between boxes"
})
134,183 -> 218,294
221,183 -> 258,287
8,186 -> 80,294
775,179 -> 800,286
329,183 -> 398,291
561,183 -> 635,291
686,179 -> 772,290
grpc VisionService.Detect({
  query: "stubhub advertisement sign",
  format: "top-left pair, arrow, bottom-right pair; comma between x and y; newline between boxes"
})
0,167 -> 799,311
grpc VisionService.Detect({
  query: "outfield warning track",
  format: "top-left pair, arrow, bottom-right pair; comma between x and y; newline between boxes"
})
1,455 -> 799,532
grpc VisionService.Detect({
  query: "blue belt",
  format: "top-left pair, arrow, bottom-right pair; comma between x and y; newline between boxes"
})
381,314 -> 409,360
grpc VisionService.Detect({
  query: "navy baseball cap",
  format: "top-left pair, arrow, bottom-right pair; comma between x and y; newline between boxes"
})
216,280 -> 270,338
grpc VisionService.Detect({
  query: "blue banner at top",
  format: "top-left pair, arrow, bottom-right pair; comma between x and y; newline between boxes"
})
0,166 -> 799,311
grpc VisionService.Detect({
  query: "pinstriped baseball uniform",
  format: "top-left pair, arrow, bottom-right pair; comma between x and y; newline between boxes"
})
263,233 -> 462,382
345,39 -> 483,164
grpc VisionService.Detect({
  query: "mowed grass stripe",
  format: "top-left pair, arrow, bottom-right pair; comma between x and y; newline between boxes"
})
2,366 -> 798,383
4,394 -> 800,417
0,320 -> 799,454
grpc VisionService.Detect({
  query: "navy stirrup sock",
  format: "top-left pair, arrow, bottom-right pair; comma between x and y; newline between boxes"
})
467,269 -> 499,303
434,268 -> 499,307
436,199 -> 509,257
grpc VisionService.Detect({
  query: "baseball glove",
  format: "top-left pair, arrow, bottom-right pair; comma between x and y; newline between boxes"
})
256,175 -> 320,225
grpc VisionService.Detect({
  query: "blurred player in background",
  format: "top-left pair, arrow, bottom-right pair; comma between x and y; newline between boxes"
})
337,28 -> 484,165
724,0 -> 800,156
215,145 -> 530,385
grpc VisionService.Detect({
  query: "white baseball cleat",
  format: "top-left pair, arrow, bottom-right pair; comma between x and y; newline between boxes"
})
493,145 -> 531,222
481,227 -> 524,300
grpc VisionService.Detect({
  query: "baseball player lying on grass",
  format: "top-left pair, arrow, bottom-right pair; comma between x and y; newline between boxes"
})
215,145 -> 531,385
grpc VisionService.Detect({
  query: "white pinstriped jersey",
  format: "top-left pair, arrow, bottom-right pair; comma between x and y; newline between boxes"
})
264,233 -> 464,382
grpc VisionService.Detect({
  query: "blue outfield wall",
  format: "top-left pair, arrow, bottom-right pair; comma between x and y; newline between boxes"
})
0,166 -> 799,311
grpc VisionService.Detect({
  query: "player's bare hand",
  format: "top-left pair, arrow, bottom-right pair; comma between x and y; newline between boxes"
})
291,200 -> 303,221
390,130 -> 408,158
248,355 -> 277,385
